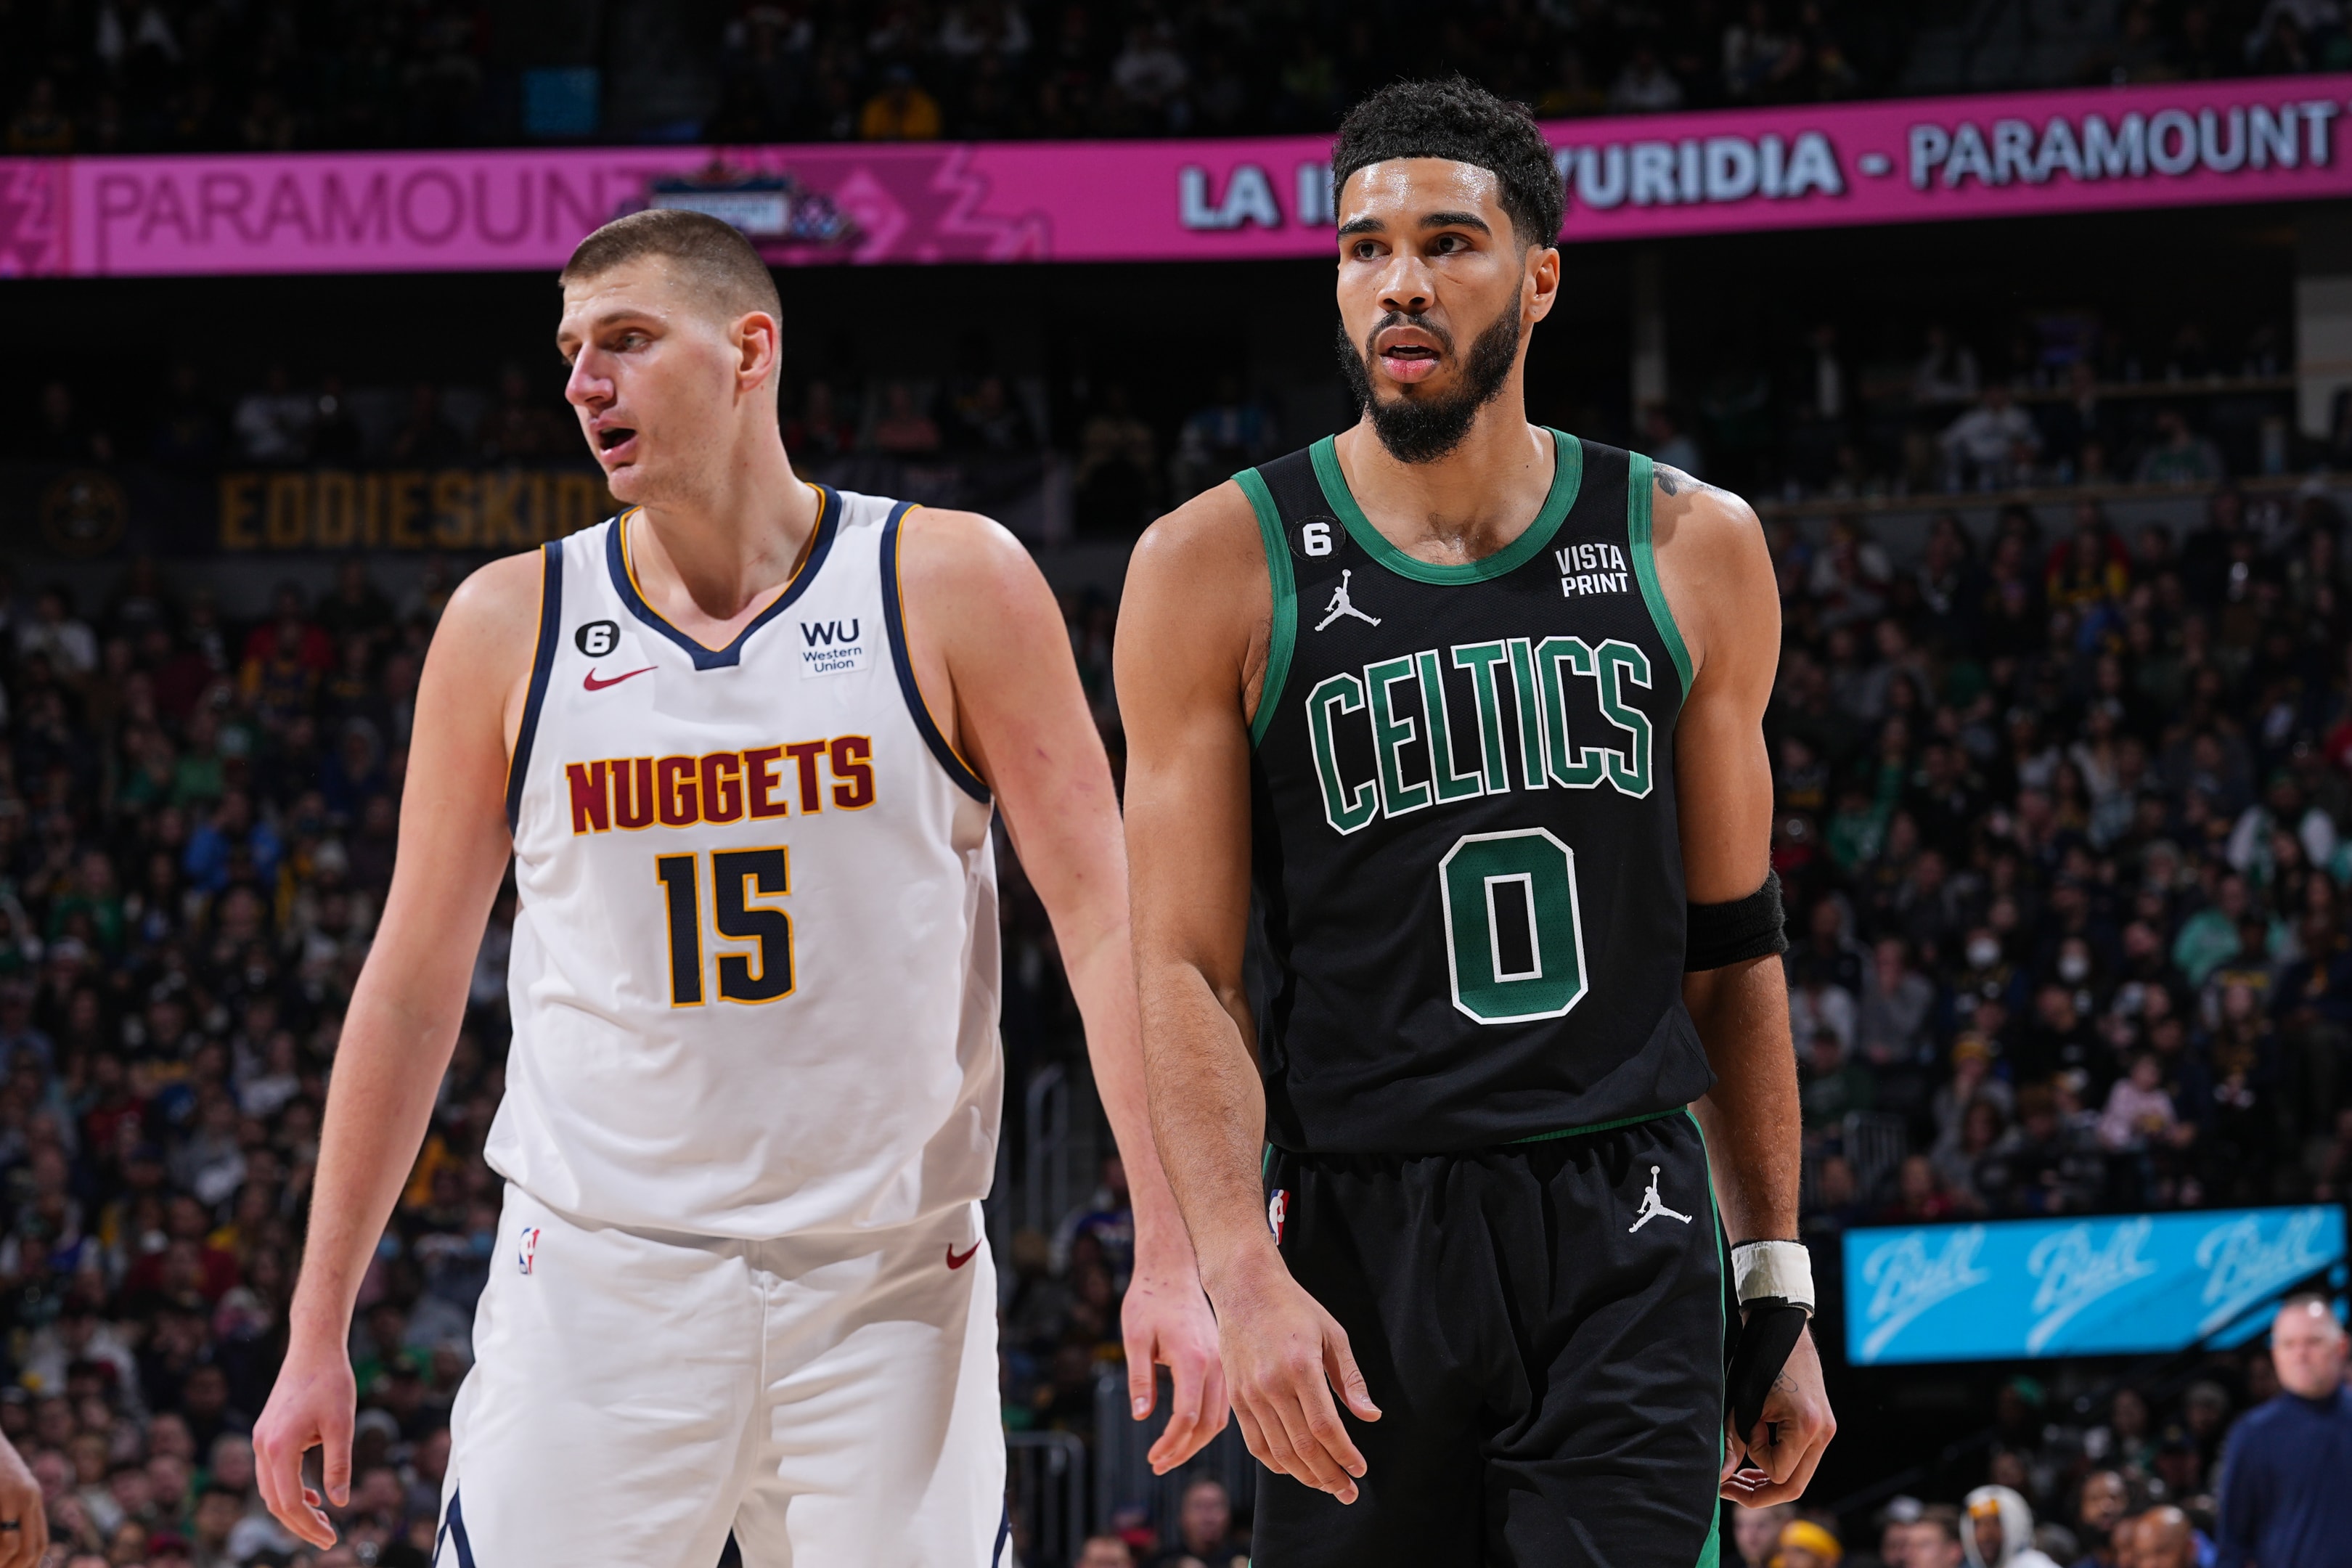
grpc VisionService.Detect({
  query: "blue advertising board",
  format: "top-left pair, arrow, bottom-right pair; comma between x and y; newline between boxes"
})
1842,1205 -> 2345,1365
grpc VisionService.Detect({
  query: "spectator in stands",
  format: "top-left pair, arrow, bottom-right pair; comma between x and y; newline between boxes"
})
860,65 -> 943,139
17,585 -> 97,677
1159,1477 -> 1245,1568
2128,1507 -> 2199,1568
1608,42 -> 1686,110
1914,327 -> 1982,407
2133,411 -> 2226,486
1780,1517 -> 1845,1568
2216,1294 -> 2352,1568
2071,1469 -> 2131,1568
229,366 -> 311,465
1941,387 -> 2041,491
1964,1485 -> 2061,1568
1080,1535 -> 1138,1568
870,382 -> 943,454
1734,1502 -> 1797,1568
1643,404 -> 1706,478
388,383 -> 465,465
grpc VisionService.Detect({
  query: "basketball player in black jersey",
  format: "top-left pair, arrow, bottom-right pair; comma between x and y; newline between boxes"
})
1118,78 -> 1834,1567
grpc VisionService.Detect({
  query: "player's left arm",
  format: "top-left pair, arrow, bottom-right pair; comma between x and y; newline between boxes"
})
1651,465 -> 1836,1506
898,506 -> 1226,1470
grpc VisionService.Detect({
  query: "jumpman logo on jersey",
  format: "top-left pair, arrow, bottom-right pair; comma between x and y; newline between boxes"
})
1315,570 -> 1381,632
1628,1165 -> 1693,1232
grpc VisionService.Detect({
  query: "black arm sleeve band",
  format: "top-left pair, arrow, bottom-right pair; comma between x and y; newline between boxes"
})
1726,1302 -> 1809,1442
1683,868 -> 1789,973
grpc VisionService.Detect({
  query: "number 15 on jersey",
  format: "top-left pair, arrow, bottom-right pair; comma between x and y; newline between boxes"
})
654,848 -> 795,1006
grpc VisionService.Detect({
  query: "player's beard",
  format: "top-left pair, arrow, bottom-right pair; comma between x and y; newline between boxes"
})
1336,293 -> 1523,465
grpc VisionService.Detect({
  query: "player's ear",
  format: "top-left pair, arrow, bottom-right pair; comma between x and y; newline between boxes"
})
735,309 -> 781,393
1524,242 -> 1561,324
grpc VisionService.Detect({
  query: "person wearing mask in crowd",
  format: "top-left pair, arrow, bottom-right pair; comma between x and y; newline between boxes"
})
2216,1293 -> 2352,1568
1964,1485 -> 2062,1568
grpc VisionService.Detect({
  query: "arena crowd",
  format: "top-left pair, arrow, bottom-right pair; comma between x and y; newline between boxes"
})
0,0 -> 2330,158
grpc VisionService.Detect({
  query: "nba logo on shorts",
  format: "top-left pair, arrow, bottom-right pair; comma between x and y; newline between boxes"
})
1267,1190 -> 1288,1246
516,1225 -> 542,1275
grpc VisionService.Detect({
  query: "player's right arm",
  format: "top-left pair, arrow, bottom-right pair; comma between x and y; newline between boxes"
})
1116,482 -> 1381,1506
254,552 -> 541,1549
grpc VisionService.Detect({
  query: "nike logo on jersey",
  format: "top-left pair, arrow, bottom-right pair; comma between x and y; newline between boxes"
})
946,1242 -> 980,1270
582,665 -> 656,691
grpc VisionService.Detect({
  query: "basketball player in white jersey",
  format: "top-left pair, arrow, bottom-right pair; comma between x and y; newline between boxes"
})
252,209 -> 1222,1567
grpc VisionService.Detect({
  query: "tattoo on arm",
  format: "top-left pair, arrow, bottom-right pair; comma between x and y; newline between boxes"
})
1655,465 -> 1717,499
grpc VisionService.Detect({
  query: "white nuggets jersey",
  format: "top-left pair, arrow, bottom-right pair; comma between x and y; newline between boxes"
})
489,486 -> 1001,1238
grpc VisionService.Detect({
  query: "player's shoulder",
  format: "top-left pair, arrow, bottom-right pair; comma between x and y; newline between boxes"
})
1649,463 -> 1763,565
1644,465 -> 1776,686
894,505 -> 1052,622
1127,478 -> 1265,599
439,547 -> 548,637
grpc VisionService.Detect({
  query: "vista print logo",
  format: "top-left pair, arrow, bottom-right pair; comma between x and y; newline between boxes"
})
2195,1208 -> 2335,1336
2026,1218 -> 2160,1354
1858,1225 -> 1993,1362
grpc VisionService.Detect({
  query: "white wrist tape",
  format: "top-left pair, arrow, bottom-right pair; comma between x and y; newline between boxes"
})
1731,1240 -> 1816,1316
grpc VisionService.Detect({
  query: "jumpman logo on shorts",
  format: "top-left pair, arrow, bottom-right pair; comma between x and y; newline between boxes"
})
1629,1165 -> 1693,1232
1315,570 -> 1381,631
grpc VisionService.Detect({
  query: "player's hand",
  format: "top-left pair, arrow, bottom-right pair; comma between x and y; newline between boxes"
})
254,1330 -> 359,1549
1212,1259 -> 1380,1503
1720,1320 -> 1834,1506
0,1430 -> 49,1568
1124,1254 -> 1229,1473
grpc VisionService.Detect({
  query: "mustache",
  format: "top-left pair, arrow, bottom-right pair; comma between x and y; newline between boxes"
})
1362,311 -> 1454,362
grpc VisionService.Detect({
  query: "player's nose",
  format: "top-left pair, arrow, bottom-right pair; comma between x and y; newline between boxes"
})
1376,254 -> 1434,317
564,351 -> 613,409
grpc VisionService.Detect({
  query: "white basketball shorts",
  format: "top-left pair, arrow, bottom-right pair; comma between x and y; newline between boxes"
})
433,1183 -> 1009,1567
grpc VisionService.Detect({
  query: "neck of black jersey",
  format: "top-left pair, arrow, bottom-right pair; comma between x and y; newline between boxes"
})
1310,427 -> 1582,587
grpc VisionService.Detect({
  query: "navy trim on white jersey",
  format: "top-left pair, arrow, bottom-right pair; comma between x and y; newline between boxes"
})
604,487 -> 841,671
505,541 -> 563,832
881,502 -> 991,804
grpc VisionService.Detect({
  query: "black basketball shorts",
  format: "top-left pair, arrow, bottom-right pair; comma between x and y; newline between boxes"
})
1253,1110 -> 1724,1568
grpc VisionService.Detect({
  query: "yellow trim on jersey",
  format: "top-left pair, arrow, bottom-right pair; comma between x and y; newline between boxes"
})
617,485 -> 830,654
888,504 -> 987,788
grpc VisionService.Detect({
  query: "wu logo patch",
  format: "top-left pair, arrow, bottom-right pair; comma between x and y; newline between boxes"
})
1629,1166 -> 1692,1233
516,1225 -> 542,1275
797,618 -> 870,678
1315,570 -> 1381,632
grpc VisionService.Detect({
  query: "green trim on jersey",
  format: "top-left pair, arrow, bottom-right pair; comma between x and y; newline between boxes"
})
1308,428 -> 1583,586
1688,1104 -> 1726,1568
1626,452 -> 1696,706
1506,1104 -> 1683,1146
1236,466 -> 1299,748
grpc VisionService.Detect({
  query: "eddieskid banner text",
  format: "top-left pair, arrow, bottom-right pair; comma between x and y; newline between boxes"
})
3,74 -> 2349,278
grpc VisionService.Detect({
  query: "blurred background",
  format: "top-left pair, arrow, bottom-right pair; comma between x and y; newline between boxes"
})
7,3 -> 2352,1567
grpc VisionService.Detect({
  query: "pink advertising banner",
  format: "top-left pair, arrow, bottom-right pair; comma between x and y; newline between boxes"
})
3,73 -> 2350,278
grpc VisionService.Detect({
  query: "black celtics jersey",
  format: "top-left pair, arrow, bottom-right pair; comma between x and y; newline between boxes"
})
1242,430 -> 1714,1153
